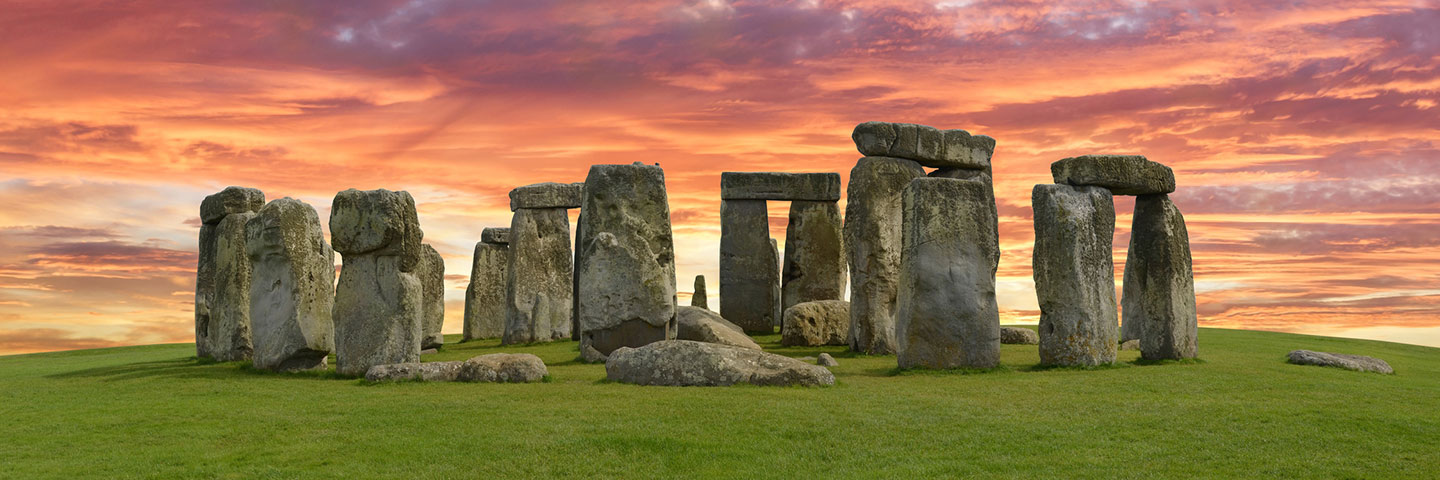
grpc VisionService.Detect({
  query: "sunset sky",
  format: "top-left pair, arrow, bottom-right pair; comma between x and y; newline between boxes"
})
1,0 -> 1437,354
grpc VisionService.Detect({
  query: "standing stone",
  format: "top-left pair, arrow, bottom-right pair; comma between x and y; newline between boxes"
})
771,238 -> 782,330
330,188 -> 423,377
1124,194 -> 1198,360
576,163 -> 677,356
245,198 -> 335,371
929,167 -> 1000,272
691,275 -> 708,309
504,207 -> 573,344
895,178 -> 1000,369
1032,184 -> 1118,366
462,229 -> 508,341
781,200 -> 846,313
845,156 -> 925,354
720,199 -> 780,333
195,186 -> 264,359
417,244 -> 445,350
572,209 -> 585,342
209,211 -> 258,362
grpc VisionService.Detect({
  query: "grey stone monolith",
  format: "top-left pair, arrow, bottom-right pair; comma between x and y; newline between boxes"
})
503,206 -> 573,344
895,177 -> 1000,369
245,198 -> 335,371
462,233 -> 508,341
771,238 -> 782,330
576,163 -> 677,356
781,201 -> 846,314
844,156 -> 925,354
195,186 -> 264,360
209,211 -> 257,362
1032,184 -> 1118,366
720,199 -> 780,333
692,275 -> 708,309
1123,194 -> 1198,360
417,244 -> 445,350
330,188 -> 423,377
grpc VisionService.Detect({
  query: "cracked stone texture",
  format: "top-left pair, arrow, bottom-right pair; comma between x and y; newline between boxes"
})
1287,350 -> 1393,374
605,340 -> 835,386
480,227 -> 510,245
329,189 -> 423,271
245,198 -> 335,371
781,300 -> 850,347
207,211 -> 257,362
1123,194 -> 1199,360
1051,154 -> 1175,195
503,207 -> 573,344
507,182 -> 583,210
895,177 -> 1000,369
851,122 -> 995,169
1032,184 -> 1119,367
196,187 -> 264,359
720,172 -> 841,201
719,199 -> 780,333
463,242 -> 507,341
200,186 -> 265,225
417,243 -> 446,350
1000,326 -> 1039,345
844,156 -> 925,355
330,189 -> 423,377
782,200 -> 846,313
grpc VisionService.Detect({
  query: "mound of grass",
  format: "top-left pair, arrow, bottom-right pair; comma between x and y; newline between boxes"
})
1,327 -> 1436,478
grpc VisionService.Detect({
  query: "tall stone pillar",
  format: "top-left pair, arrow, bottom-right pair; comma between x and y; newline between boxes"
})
719,199 -> 777,333
844,156 -> 924,354
1124,194 -> 1198,360
330,188 -> 423,377
246,197 -> 334,371
781,200 -> 846,313
463,227 -> 508,341
1032,184 -> 1118,367
503,182 -> 581,345
196,186 -> 264,361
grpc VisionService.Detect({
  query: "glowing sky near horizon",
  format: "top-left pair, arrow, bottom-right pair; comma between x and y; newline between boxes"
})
0,0 -> 1437,354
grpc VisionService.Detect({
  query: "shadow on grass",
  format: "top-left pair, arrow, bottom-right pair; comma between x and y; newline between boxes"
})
45,356 -> 354,383
888,365 -> 1013,377
1130,357 -> 1207,367
1022,362 -> 1133,372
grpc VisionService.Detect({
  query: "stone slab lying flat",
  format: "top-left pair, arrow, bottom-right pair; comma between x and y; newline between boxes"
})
676,306 -> 759,350
364,353 -> 549,382
720,172 -> 841,201
509,182 -> 583,210
605,340 -> 835,386
1287,350 -> 1393,374
1051,155 -> 1176,195
480,227 -> 511,245
852,122 -> 995,169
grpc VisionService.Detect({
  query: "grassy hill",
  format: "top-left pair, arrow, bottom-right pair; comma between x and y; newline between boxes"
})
1,327 -> 1436,478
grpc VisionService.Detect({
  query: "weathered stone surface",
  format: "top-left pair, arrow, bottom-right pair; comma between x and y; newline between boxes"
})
245,198 -> 335,371
331,189 -> 423,377
480,227 -> 510,245
1120,339 -> 1140,351
508,182 -> 583,211
1032,184 -> 1118,367
895,178 -> 1001,369
770,238 -> 782,329
420,348 -> 438,355
1000,326 -> 1039,345
210,212 -> 258,362
457,353 -> 548,382
504,207 -> 573,344
781,201 -> 846,314
852,122 -> 996,169
195,223 -> 216,358
1287,350 -> 1393,374
576,163 -> 677,355
1124,194 -> 1199,361
676,306 -> 761,350
817,353 -> 838,367
580,343 -> 608,363
200,186 -> 264,225
691,275 -> 708,308
720,199 -> 780,333
720,172 -> 841,201
928,168 -> 1000,272
417,244 -> 445,350
364,361 -> 463,382
1051,155 -> 1175,195
605,340 -> 835,387
781,300 -> 850,347
845,156 -> 925,355
572,212 -> 585,342
462,242 -> 507,341
329,189 -> 423,271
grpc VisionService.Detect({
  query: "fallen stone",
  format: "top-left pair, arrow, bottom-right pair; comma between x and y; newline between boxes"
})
720,172 -> 841,201
676,306 -> 759,350
605,340 -> 835,386
503,207 -> 573,344
799,356 -> 818,363
895,177 -> 1001,369
1124,194 -> 1199,361
418,244 -> 445,350
1287,350 -> 1393,374
719,199 -> 780,333
209,211 -> 257,362
364,361 -> 462,382
580,343 -> 608,363
457,353 -> 548,382
480,227 -> 510,245
817,353 -> 838,367
462,241 -> 507,341
851,122 -> 995,169
999,327 -> 1039,345
245,198 -> 335,372
1120,339 -> 1140,351
200,186 -> 265,225
420,348 -> 438,355
330,189 -> 423,377
781,300 -> 850,347
782,200 -> 846,312
508,182 -> 583,211
575,163 -> 677,356
1051,155 -> 1175,195
844,156 -> 925,355
1032,184 -> 1118,367
691,275 -> 708,309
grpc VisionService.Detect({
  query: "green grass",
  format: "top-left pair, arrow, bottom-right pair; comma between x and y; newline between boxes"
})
1,327 -> 1436,478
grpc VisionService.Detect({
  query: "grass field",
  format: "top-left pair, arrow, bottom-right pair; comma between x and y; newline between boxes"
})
1,327 -> 1436,479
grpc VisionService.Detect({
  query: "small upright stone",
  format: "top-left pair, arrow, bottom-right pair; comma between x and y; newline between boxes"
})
1032,184 -> 1118,367
463,236 -> 508,341
1124,194 -> 1198,360
781,200 -> 846,312
1051,155 -> 1176,195
895,177 -> 1001,369
196,187 -> 264,360
691,275 -> 708,308
845,156 -> 925,355
417,244 -> 445,350
245,198 -> 335,371
851,122 -> 995,169
330,189 -> 423,377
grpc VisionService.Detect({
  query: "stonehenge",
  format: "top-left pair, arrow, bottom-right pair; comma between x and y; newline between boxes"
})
503,182 -> 581,345
1032,184 -> 1119,366
1124,194 -> 1199,360
719,172 -> 842,334
463,227 -> 509,341
330,188 -> 424,377
245,198 -> 335,371
575,163 -> 677,358
196,186 -> 264,362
